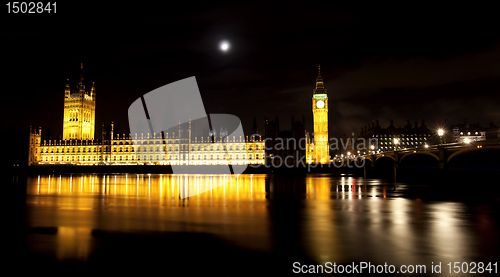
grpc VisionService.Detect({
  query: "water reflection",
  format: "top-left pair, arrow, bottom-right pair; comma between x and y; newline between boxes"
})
29,174 -> 266,203
24,174 -> 500,275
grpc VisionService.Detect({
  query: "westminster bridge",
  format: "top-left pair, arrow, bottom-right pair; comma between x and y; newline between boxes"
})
356,138 -> 500,171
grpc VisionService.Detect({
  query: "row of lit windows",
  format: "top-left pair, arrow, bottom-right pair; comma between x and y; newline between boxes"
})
40,156 -> 102,162
379,137 -> 427,143
137,154 -> 261,160
374,134 -> 431,137
458,131 -> 483,136
39,144 -> 264,153
133,145 -> 263,151
40,147 -> 101,154
40,139 -> 261,146
39,148 -> 263,154
111,140 -> 262,145
381,141 -> 425,145
39,153 -> 263,162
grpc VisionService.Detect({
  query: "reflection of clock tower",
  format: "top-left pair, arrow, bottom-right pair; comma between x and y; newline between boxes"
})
310,65 -> 329,164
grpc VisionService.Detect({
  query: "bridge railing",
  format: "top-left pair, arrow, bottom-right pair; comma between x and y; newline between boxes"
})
356,140 -> 500,159
348,138 -> 500,161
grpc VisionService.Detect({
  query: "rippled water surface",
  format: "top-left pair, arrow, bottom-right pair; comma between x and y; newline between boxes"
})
16,174 -> 500,275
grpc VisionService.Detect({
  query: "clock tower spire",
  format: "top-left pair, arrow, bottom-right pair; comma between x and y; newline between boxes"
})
314,64 -> 326,94
307,64 -> 329,164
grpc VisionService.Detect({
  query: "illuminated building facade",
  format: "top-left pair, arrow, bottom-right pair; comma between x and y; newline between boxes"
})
306,65 -> 329,164
63,64 -> 96,140
452,118 -> 499,143
28,66 -> 265,166
357,120 -> 433,153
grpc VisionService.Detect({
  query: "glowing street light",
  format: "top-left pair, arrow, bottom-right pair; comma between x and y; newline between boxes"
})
424,144 -> 429,148
464,138 -> 471,144
393,138 -> 399,151
438,129 -> 445,144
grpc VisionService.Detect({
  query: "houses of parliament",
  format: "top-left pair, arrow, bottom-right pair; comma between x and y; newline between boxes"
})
28,65 -> 266,166
28,65 -> 331,166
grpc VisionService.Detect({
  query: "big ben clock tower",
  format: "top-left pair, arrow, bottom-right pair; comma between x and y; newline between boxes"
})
310,65 -> 329,164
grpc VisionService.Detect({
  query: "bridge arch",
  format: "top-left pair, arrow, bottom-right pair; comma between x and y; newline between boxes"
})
447,148 -> 500,169
357,156 -> 373,163
374,155 -> 395,163
447,149 -> 475,164
400,152 -> 439,163
399,152 -> 439,169
373,156 -> 396,169
356,156 -> 373,168
447,146 -> 500,163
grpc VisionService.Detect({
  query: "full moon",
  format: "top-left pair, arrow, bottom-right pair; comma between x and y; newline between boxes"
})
220,41 -> 230,51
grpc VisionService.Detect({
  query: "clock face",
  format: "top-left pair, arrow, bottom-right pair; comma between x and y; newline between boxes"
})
316,100 -> 325,109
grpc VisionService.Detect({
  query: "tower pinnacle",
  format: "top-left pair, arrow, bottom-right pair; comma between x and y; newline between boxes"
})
314,64 -> 326,94
78,63 -> 85,93
80,63 -> 83,84
63,64 -> 96,140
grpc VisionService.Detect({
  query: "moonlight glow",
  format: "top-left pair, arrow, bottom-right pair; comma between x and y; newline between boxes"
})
220,41 -> 230,51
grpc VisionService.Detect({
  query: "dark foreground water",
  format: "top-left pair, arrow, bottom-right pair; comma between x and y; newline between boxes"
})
6,173 -> 500,276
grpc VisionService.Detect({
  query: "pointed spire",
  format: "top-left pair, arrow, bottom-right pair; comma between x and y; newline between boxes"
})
313,64 -> 327,94
316,64 -> 323,86
80,63 -> 83,84
78,63 -> 86,93
91,81 -> 95,99
65,79 -> 71,97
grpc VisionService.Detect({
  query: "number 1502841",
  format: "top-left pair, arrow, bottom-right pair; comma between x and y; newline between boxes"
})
447,262 -> 497,274
6,2 -> 56,13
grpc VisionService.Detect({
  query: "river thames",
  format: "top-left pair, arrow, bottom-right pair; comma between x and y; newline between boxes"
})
7,173 -> 500,276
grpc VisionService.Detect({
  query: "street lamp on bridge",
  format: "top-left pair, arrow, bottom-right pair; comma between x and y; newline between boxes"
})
394,138 -> 399,151
438,129 -> 445,145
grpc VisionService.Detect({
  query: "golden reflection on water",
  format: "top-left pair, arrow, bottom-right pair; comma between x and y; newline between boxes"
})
56,226 -> 92,262
24,174 -> 494,270
26,174 -> 269,261
29,174 -> 266,204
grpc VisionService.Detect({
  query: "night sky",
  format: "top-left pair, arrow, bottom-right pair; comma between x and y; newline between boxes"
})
2,2 -> 500,139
